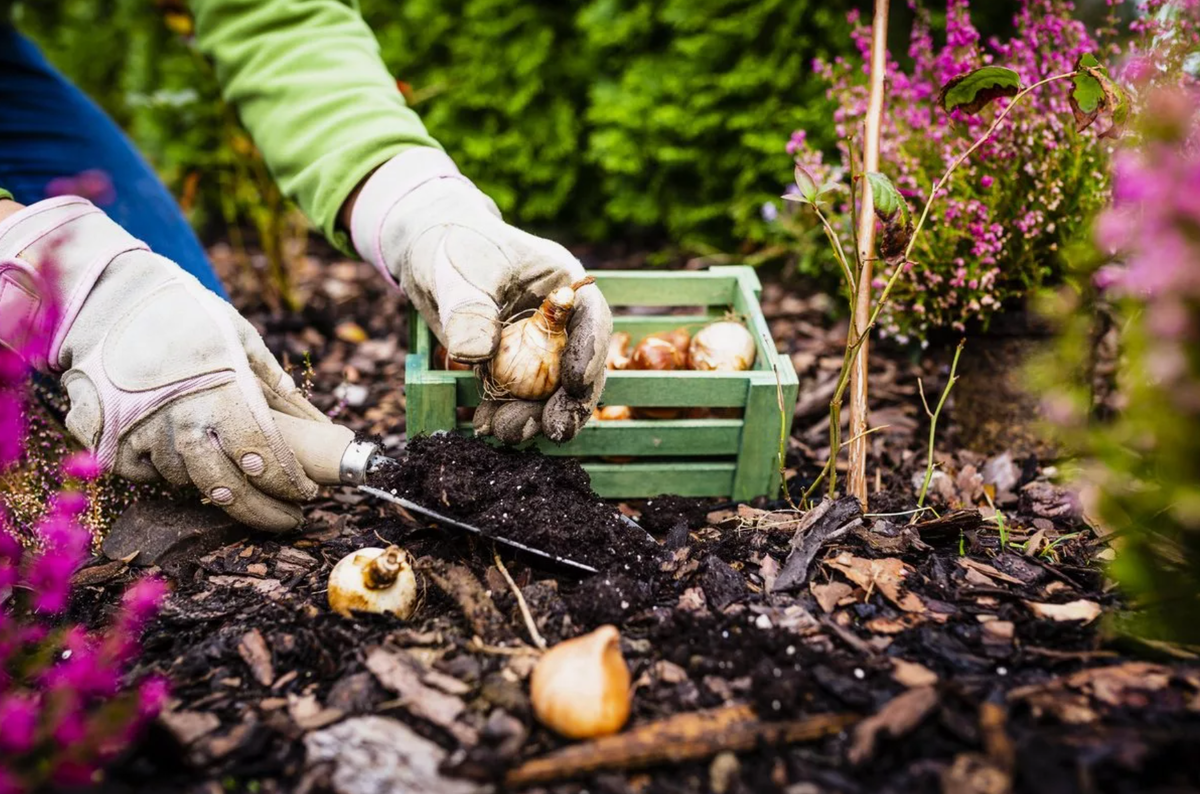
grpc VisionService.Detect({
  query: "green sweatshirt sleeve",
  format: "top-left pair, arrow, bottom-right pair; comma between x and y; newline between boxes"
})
0,188 -> 12,203
190,0 -> 442,253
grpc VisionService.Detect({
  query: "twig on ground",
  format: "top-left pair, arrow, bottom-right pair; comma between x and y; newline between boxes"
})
493,550 -> 547,651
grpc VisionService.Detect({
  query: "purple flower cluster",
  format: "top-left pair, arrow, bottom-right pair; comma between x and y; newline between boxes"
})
0,292 -> 166,791
1094,84 -> 1200,404
787,0 -> 1113,342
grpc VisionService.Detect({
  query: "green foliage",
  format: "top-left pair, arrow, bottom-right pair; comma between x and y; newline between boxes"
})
16,0 -> 852,254
937,66 -> 1022,115
578,0 -> 850,249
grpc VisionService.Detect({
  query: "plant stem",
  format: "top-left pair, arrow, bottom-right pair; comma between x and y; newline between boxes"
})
804,71 -> 1075,505
917,339 -> 965,509
847,0 -> 891,509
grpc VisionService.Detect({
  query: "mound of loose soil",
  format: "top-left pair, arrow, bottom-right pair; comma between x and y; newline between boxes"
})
372,432 -> 665,578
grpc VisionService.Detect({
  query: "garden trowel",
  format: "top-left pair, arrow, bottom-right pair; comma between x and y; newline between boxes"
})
271,411 -> 607,574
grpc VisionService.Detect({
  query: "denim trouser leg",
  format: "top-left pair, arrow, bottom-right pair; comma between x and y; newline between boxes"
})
0,25 -> 227,299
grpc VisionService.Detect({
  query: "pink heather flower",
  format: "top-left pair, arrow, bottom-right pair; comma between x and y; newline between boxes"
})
119,578 -> 167,633
61,451 -> 103,482
0,393 -> 25,470
0,693 -> 40,754
137,676 -> 170,719
50,761 -> 96,788
49,491 -> 89,519
980,175 -> 994,189
0,769 -> 23,794
27,549 -> 84,614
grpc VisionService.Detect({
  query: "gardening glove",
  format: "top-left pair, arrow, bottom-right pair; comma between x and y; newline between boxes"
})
349,148 -> 612,445
0,197 -> 326,532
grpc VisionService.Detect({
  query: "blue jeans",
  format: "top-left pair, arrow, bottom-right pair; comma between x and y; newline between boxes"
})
0,26 -> 226,299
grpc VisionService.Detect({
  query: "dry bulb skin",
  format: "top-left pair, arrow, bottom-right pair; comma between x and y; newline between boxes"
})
327,545 -> 417,619
593,405 -> 634,421
606,331 -> 633,371
530,624 -> 631,739
630,336 -> 685,371
689,321 -> 756,372
487,276 -> 595,400
649,327 -> 691,365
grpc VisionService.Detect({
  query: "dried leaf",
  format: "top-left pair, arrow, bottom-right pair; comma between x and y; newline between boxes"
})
811,581 -> 854,614
1024,599 -> 1102,624
827,553 -> 925,613
287,693 -> 344,731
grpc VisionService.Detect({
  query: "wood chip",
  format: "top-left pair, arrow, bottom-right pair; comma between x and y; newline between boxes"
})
238,629 -> 274,687
505,705 -> 855,787
1024,599 -> 1102,624
891,659 -> 938,688
366,647 -> 477,745
848,686 -> 939,764
287,692 -> 345,731
159,709 -> 221,746
959,558 -> 1025,586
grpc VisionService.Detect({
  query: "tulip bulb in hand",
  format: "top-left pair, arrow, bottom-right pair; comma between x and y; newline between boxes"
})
530,625 -> 631,739
328,545 -> 417,619
488,277 -> 595,400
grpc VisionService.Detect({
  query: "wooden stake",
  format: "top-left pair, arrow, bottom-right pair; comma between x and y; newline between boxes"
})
847,0 -> 891,508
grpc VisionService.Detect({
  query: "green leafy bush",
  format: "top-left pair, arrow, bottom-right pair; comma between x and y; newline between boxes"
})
578,0 -> 849,249
16,0 -> 851,253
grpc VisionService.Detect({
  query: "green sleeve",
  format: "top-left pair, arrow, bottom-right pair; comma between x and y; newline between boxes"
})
0,188 -> 12,203
190,0 -> 443,253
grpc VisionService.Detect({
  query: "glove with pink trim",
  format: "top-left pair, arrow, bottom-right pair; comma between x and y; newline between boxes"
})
349,149 -> 612,445
0,198 -> 325,532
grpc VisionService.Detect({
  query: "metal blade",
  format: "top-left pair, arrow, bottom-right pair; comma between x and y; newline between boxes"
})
358,485 -> 599,575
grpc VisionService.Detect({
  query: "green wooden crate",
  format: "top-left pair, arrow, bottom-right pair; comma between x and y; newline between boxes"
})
404,266 -> 799,500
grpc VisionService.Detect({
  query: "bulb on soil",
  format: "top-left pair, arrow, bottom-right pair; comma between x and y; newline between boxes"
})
488,277 -> 595,400
530,625 -> 631,739
327,545 -> 417,619
689,321 -> 756,371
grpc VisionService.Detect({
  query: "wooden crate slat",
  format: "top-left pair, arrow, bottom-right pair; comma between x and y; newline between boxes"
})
582,461 -> 737,498
405,266 -> 800,498
591,272 -> 739,307
404,355 -> 457,436
731,373 -> 786,501
452,418 -> 743,456
452,370 -> 750,408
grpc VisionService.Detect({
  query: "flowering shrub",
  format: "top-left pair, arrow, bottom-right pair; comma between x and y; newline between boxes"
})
1030,0 -> 1200,641
1036,77 -> 1200,642
0,315 -> 167,788
783,0 -> 1113,343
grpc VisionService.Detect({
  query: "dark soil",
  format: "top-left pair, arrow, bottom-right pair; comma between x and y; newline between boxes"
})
40,248 -> 1200,794
372,432 -> 666,578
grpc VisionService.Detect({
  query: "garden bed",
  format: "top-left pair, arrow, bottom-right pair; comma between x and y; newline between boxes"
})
67,247 -> 1200,793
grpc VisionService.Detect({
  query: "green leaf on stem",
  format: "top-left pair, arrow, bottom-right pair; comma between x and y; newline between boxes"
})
786,164 -> 841,206
864,172 -> 907,223
1071,53 -> 1126,137
938,66 -> 1022,115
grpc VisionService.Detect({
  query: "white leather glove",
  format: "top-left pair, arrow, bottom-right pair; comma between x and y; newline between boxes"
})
350,149 -> 612,444
0,197 -> 325,532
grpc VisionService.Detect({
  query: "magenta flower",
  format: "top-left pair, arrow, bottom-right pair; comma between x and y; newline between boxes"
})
45,170 -> 116,207
61,451 -> 104,482
0,694 -> 40,754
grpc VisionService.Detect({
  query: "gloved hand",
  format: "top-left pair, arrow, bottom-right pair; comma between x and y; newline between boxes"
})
349,149 -> 612,444
0,197 -> 326,532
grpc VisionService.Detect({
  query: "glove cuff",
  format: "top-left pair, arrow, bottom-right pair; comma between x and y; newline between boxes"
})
0,197 -> 149,371
349,148 -> 498,288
